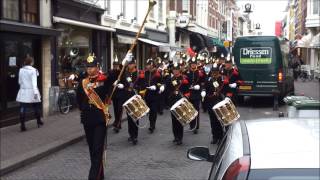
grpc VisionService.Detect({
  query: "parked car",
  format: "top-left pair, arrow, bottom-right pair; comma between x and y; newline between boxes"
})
233,36 -> 295,109
187,118 -> 319,180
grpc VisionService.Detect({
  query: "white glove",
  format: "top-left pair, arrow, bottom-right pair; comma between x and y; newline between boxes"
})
193,84 -> 200,90
201,91 -> 206,98
229,83 -> 237,88
113,80 -> 119,86
117,83 -> 124,89
68,74 -> 75,80
159,85 -> 165,93
122,52 -> 133,65
147,85 -> 156,91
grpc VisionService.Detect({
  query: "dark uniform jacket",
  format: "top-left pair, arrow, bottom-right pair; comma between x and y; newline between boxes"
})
121,69 -> 144,100
76,73 -> 111,125
185,69 -> 206,101
221,67 -> 240,97
204,76 -> 224,108
108,68 -> 125,100
142,69 -> 162,101
166,75 -> 190,107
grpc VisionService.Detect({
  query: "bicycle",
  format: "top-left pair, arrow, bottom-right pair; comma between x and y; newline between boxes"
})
58,77 -> 78,114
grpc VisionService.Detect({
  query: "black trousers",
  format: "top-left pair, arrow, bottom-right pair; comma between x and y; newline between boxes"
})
157,93 -> 165,113
189,99 -> 200,130
208,109 -> 223,139
83,123 -> 107,180
112,98 -> 123,129
127,114 -> 139,139
171,113 -> 184,140
146,99 -> 158,129
19,103 -> 41,125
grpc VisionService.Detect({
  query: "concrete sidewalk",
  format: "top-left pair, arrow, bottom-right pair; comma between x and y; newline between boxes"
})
0,106 -> 123,176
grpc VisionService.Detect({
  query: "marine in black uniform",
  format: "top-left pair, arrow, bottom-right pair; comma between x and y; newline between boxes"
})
143,59 -> 164,133
108,57 -> 124,133
76,54 -> 112,180
203,63 -> 224,144
115,58 -> 143,145
185,57 -> 206,134
221,56 -> 240,103
166,63 -> 190,145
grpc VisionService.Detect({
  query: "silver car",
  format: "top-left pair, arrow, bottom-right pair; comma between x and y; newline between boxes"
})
187,118 -> 320,180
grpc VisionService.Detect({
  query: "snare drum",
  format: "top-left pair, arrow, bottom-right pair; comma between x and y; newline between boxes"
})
170,97 -> 198,126
123,95 -> 150,122
212,97 -> 240,126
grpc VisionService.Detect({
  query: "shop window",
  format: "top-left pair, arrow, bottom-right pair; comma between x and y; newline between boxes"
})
22,0 -> 38,24
1,0 -> 19,21
56,24 -> 91,88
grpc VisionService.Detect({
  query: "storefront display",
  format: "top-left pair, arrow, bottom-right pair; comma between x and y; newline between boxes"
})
56,24 -> 91,88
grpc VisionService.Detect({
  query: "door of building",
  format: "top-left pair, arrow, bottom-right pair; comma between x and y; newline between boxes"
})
0,32 -> 41,127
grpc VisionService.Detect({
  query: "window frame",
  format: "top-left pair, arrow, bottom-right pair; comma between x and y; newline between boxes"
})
0,0 -> 39,25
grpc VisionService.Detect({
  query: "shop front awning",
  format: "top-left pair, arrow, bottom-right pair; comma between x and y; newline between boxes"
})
207,37 -> 224,47
53,16 -> 115,32
117,35 -> 135,44
0,20 -> 61,36
138,38 -> 170,47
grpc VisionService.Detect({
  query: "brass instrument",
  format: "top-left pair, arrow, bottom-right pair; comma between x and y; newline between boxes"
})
212,97 -> 240,126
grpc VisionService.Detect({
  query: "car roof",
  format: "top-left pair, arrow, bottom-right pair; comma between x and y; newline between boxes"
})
245,118 -> 319,169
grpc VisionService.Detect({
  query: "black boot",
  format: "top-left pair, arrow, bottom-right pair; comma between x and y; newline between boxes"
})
36,117 -> 44,128
20,117 -> 26,132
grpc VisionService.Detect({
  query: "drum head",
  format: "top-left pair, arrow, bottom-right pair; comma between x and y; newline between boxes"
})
123,95 -> 141,107
170,98 -> 186,111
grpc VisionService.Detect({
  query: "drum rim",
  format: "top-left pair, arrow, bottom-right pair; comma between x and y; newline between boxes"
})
170,97 -> 187,111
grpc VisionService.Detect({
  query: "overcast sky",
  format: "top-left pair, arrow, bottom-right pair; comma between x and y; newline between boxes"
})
236,0 -> 289,35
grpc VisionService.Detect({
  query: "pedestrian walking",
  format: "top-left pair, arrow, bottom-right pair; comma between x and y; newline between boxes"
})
16,56 -> 43,132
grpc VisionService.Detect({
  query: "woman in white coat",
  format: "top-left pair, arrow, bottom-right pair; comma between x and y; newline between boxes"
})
16,56 -> 43,131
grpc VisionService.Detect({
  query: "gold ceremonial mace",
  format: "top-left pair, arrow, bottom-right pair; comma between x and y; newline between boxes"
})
103,0 -> 157,166
105,0 -> 157,125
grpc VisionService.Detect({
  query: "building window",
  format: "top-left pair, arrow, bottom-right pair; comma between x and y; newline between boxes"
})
21,0 -> 38,24
182,0 -> 189,12
1,0 -> 19,21
106,0 -> 111,15
1,0 -> 38,24
56,24 -> 92,87
313,0 -> 319,15
135,0 -> 138,20
121,0 -> 126,17
158,0 -> 163,22
170,0 -> 175,11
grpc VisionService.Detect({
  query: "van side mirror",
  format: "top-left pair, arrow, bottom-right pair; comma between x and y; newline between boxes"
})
187,146 -> 214,162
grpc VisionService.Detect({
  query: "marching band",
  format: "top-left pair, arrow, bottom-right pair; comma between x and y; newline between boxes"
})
76,50 -> 241,180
